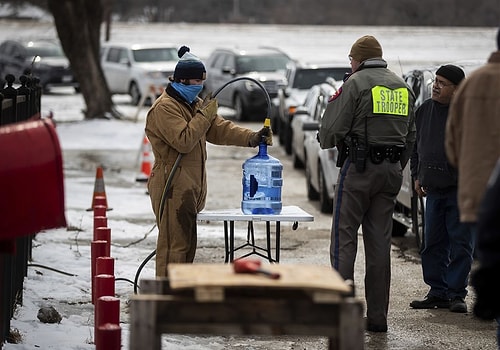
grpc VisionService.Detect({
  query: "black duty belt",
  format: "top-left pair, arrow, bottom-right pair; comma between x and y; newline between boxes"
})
369,145 -> 405,164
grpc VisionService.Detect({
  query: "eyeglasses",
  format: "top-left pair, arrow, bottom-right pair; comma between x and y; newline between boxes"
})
431,78 -> 454,88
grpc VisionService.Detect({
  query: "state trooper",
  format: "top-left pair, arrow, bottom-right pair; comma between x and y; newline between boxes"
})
319,35 -> 416,333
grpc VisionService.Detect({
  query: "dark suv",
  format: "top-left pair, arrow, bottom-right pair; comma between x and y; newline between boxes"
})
0,39 -> 79,92
204,47 -> 292,121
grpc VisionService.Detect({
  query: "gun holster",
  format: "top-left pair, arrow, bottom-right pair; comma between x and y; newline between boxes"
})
336,141 -> 349,168
349,139 -> 366,173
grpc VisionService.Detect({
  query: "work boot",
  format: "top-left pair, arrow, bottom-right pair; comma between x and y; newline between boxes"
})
364,317 -> 388,333
449,296 -> 467,313
366,323 -> 388,332
410,295 -> 450,309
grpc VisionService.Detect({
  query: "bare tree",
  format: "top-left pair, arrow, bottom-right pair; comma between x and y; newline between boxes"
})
47,0 -> 121,119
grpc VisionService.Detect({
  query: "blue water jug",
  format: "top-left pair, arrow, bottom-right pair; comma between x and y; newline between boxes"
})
241,120 -> 283,214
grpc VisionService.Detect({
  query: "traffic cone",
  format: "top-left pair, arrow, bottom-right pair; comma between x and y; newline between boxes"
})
136,135 -> 153,182
87,166 -> 111,211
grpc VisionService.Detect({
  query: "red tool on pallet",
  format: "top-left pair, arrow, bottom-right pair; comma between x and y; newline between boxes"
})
233,258 -> 281,279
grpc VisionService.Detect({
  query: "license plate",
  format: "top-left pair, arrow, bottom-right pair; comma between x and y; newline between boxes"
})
62,75 -> 72,82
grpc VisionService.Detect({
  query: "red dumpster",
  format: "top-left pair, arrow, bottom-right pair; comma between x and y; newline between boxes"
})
0,118 -> 66,244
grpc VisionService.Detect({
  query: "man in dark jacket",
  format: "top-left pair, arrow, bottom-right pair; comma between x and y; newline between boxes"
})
410,65 -> 474,313
319,35 -> 416,333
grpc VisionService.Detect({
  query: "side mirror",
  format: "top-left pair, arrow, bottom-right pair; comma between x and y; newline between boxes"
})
302,121 -> 320,131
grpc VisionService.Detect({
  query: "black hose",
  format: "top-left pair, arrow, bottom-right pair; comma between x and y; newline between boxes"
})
133,77 -> 272,294
212,76 -> 272,119
28,263 -> 77,277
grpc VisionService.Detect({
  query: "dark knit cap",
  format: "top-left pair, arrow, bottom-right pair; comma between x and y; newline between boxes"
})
435,65 -> 465,85
349,35 -> 383,62
173,46 -> 206,80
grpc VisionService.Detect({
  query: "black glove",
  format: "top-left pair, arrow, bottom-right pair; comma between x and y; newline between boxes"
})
249,127 -> 273,147
197,93 -> 218,123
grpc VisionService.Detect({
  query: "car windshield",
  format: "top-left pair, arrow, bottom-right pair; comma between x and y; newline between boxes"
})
133,48 -> 178,62
236,55 -> 290,73
26,43 -> 65,58
293,68 -> 349,89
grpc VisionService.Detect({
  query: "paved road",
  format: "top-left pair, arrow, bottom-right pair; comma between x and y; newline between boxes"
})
198,119 -> 497,350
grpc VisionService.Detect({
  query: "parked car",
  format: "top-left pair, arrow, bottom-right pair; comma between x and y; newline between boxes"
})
100,42 -> 178,105
300,80 -> 340,214
204,47 -> 292,121
289,77 -> 340,170
0,39 -> 79,92
275,62 -> 350,155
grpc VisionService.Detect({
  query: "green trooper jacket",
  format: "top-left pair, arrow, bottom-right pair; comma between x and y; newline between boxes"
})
319,58 -> 416,168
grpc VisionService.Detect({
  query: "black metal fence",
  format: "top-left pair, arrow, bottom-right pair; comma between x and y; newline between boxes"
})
0,74 -> 42,126
0,73 -> 42,348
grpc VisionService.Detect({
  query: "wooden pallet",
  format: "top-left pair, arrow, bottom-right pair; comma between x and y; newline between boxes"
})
129,263 -> 364,350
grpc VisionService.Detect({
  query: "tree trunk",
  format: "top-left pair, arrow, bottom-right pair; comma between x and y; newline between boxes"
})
47,0 -> 121,119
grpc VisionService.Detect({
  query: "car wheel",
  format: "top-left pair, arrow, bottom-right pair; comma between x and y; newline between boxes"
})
392,220 -> 408,237
292,146 -> 304,169
412,193 -> 425,253
234,95 -> 245,121
305,157 -> 319,200
129,82 -> 141,106
270,113 -> 279,134
319,164 -> 333,213
284,123 -> 292,155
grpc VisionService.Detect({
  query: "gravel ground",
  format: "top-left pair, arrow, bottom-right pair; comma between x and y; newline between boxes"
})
197,133 -> 497,350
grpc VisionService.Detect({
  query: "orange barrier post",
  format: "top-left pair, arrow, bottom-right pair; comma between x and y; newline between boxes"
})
87,166 -> 112,211
91,240 -> 108,304
136,135 -> 153,183
95,227 -> 111,256
93,205 -> 107,218
95,323 -> 121,350
93,216 -> 108,242
95,295 -> 120,348
94,274 -> 115,304
96,257 -> 114,276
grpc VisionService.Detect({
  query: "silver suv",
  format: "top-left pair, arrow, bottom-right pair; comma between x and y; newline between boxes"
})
204,47 -> 292,121
100,43 -> 178,105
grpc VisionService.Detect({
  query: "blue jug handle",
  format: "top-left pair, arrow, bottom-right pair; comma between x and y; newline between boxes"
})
250,175 -> 258,197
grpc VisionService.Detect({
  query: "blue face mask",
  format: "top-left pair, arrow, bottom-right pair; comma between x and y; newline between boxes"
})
171,82 -> 203,104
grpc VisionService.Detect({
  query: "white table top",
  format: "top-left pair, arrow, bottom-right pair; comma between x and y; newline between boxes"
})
197,205 -> 314,222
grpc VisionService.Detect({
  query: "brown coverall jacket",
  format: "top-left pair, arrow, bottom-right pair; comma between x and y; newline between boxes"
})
145,86 -> 255,276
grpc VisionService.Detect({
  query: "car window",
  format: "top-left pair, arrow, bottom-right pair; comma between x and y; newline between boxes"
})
294,68 -> 349,89
236,55 -> 289,73
9,43 -> 23,58
106,47 -> 121,63
132,48 -> 177,62
25,44 -> 64,58
0,42 -> 10,55
209,53 -> 224,69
